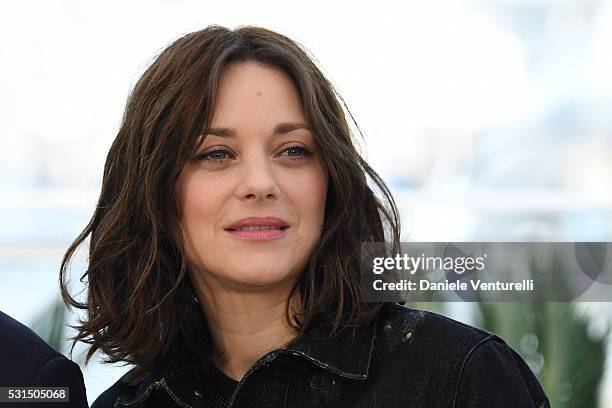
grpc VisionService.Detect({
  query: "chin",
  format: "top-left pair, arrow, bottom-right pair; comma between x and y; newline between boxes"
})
228,266 -> 297,288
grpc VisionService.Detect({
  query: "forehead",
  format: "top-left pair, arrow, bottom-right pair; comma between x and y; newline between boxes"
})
211,61 -> 306,127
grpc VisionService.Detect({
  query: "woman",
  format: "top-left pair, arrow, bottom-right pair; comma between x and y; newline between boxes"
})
60,25 -> 550,407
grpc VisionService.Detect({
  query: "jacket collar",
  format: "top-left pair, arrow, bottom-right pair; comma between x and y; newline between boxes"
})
115,368 -> 171,406
284,311 -> 379,379
117,308 -> 381,406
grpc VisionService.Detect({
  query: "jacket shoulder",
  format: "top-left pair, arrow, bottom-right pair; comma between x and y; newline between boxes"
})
380,303 -> 495,348
377,304 -> 549,407
454,335 -> 550,407
33,357 -> 89,408
0,311 -> 89,406
374,303 -> 497,382
0,310 -> 68,384
0,310 -> 61,361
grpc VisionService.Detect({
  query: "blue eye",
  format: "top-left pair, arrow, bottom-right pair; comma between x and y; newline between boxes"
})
207,150 -> 227,160
198,149 -> 232,164
281,146 -> 311,158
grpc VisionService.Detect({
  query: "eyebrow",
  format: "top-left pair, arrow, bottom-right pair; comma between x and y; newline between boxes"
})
205,122 -> 310,138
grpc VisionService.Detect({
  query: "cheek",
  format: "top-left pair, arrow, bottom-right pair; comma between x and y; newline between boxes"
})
307,179 -> 328,214
179,175 -> 226,236
310,166 -> 329,210
285,167 -> 328,225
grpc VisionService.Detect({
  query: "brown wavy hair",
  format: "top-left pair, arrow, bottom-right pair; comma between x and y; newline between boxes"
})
59,25 -> 401,376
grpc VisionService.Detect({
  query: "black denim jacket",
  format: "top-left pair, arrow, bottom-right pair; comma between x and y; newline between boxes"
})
92,303 -> 550,408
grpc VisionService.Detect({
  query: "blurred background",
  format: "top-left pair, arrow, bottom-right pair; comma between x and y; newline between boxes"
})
1,0 -> 611,406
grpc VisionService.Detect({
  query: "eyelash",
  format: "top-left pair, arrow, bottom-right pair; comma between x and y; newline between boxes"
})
195,145 -> 312,165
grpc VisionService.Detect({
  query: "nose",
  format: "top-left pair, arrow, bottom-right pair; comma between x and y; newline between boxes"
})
235,152 -> 280,201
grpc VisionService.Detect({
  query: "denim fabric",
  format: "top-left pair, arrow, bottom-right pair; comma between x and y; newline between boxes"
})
92,303 -> 550,407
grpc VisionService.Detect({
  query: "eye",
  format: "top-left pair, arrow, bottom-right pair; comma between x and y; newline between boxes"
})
196,148 -> 233,165
278,145 -> 312,159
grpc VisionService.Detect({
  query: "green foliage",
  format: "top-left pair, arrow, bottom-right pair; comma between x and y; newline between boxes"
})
30,297 -> 67,353
476,301 -> 607,408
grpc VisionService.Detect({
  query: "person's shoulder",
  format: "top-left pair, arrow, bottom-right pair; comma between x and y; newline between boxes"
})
0,310 -> 61,362
453,332 -> 550,407
0,310 -> 89,407
33,357 -> 89,407
0,310 -> 66,383
377,303 -> 550,407
378,303 -> 524,371
379,303 -> 496,351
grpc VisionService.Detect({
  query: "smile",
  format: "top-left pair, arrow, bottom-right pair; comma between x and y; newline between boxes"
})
225,226 -> 289,241
229,226 -> 288,231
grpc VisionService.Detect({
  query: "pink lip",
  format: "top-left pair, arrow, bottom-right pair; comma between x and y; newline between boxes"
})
224,216 -> 290,242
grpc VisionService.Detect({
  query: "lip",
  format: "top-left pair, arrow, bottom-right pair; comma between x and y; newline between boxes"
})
224,216 -> 290,242
225,216 -> 289,230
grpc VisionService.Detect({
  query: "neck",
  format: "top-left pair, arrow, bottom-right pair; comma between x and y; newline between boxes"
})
193,277 -> 302,381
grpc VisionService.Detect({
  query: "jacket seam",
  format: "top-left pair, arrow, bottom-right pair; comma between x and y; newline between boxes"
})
419,306 -> 496,338
285,349 -> 368,379
450,335 -> 495,408
160,378 -> 197,408
364,314 -> 379,378
282,375 -> 291,408
116,368 -> 181,406
284,316 -> 378,380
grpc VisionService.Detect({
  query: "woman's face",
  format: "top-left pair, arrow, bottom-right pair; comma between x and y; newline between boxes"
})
178,61 -> 328,291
